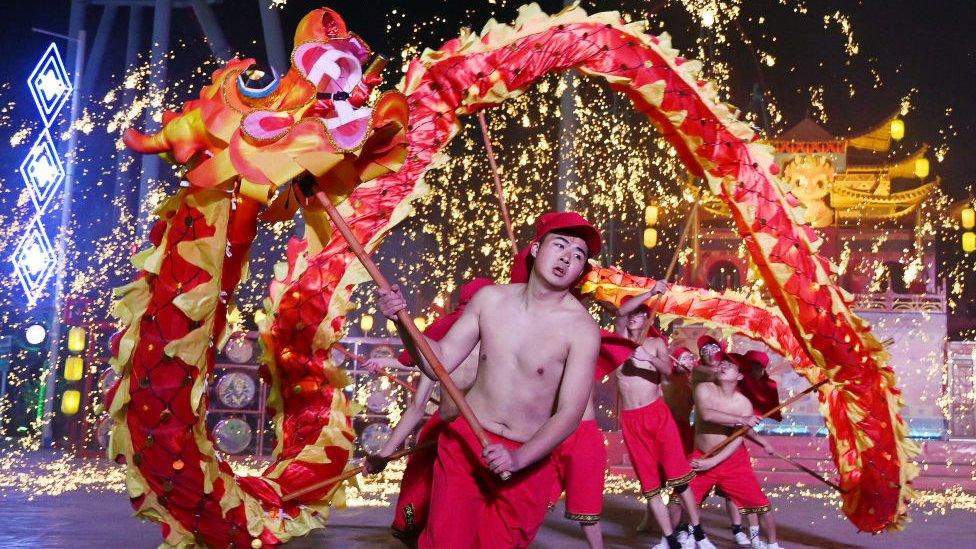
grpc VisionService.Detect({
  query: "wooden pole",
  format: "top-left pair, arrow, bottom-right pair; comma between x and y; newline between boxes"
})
313,190 -> 507,479
282,440 -> 436,502
476,111 -> 519,257
765,446 -> 845,493
702,379 -> 829,458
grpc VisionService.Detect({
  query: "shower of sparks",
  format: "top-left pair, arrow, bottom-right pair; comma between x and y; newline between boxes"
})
0,0 -> 971,522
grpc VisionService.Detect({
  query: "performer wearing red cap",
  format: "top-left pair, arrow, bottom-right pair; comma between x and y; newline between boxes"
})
364,278 -> 493,545
689,353 -> 781,549
615,291 -> 714,549
378,211 -> 603,548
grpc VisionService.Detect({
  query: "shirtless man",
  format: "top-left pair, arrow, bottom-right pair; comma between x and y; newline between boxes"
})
364,278 -> 491,545
689,353 -> 781,549
691,336 -> 761,547
615,291 -> 713,549
377,211 -> 602,548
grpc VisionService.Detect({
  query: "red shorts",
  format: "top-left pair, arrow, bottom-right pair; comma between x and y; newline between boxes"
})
392,412 -> 447,541
620,399 -> 695,497
549,419 -> 607,522
688,445 -> 770,514
419,417 -> 557,549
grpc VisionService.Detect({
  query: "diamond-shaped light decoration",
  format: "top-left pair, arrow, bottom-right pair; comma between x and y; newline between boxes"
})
11,217 -> 57,307
27,43 -> 72,128
19,129 -> 65,214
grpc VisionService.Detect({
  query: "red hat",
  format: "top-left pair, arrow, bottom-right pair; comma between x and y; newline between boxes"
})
743,349 -> 769,370
398,278 -> 494,366
729,352 -> 782,421
697,334 -> 726,352
510,211 -> 602,284
671,346 -> 695,360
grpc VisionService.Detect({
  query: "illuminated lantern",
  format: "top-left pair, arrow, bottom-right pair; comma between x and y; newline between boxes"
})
914,157 -> 929,179
643,228 -> 658,248
889,118 -> 905,141
64,356 -> 84,381
962,206 -> 975,230
644,204 -> 659,226
67,326 -> 86,352
386,319 -> 396,333
24,323 -> 46,345
414,317 -> 427,331
61,390 -> 81,415
359,314 -> 373,332
963,232 -> 976,253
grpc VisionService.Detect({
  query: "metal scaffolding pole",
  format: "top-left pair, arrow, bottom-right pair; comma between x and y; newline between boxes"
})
191,0 -> 232,62
258,0 -> 287,76
114,6 -> 144,221
80,5 -> 119,96
135,0 -> 172,238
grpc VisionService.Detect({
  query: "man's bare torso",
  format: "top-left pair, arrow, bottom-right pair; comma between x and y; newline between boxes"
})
616,336 -> 669,410
463,284 -> 596,442
694,382 -> 753,453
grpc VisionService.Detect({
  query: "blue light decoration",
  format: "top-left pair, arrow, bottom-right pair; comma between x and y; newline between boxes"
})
19,129 -> 66,213
10,42 -> 72,307
11,218 -> 57,307
27,43 -> 72,128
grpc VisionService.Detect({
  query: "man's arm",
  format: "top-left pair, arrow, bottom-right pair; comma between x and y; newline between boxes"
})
378,285 -> 483,380
484,319 -> 600,475
745,428 -> 775,455
693,384 -> 759,427
364,375 -> 437,474
616,281 -> 667,317
691,435 -> 744,471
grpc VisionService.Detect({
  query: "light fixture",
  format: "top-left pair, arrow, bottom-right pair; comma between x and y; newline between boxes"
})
644,204 -> 659,226
386,319 -> 396,333
64,356 -> 84,381
889,118 -> 905,141
643,228 -> 658,249
963,231 -> 976,253
67,326 -> 86,353
60,390 -> 80,415
359,314 -> 374,333
25,323 -> 47,345
962,206 -> 975,230
914,157 -> 929,179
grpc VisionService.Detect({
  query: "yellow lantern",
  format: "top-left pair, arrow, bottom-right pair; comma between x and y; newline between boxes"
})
64,356 -> 84,381
914,157 -> 929,179
386,319 -> 397,333
963,232 -> 976,253
889,118 -> 905,141
67,326 -> 86,353
643,228 -> 658,248
962,206 -> 975,230
644,204 -> 659,226
414,317 -> 428,331
359,314 -> 374,333
61,390 -> 81,415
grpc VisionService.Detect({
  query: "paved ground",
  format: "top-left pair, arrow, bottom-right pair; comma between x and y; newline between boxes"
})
0,485 -> 971,548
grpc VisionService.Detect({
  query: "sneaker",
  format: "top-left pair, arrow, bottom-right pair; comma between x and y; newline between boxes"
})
733,531 -> 751,546
750,537 -> 768,549
678,532 -> 696,549
652,537 -> 671,549
696,537 -> 717,549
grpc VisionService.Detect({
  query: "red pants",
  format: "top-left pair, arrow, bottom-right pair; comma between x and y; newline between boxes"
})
688,445 -> 770,514
549,419 -> 607,522
620,399 -> 695,497
419,417 -> 556,549
391,413 -> 447,542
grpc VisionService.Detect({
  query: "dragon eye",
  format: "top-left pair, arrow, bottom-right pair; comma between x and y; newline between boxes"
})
237,65 -> 280,98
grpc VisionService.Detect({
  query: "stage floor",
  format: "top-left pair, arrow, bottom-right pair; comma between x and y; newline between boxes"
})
1,473 -> 973,548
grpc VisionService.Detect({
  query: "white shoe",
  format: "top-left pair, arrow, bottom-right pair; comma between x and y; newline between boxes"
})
733,531 -> 751,546
652,537 -> 671,549
750,537 -> 768,549
678,532 -> 696,549
696,537 -> 717,549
